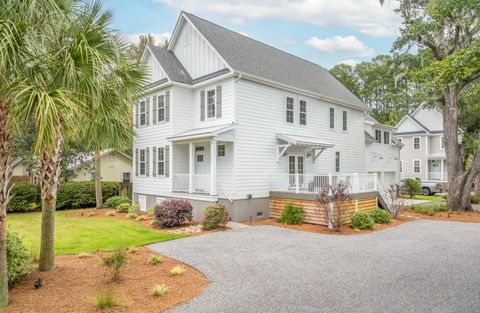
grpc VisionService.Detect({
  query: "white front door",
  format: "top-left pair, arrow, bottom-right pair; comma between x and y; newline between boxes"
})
194,145 -> 208,192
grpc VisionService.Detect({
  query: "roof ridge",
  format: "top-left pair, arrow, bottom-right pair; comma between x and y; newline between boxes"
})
183,11 -> 327,71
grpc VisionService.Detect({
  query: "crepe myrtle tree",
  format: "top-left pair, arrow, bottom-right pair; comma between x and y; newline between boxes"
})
384,0 -> 480,210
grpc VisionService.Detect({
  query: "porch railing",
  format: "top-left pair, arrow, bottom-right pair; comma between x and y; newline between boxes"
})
172,173 -> 211,194
427,172 -> 447,181
269,173 -> 378,194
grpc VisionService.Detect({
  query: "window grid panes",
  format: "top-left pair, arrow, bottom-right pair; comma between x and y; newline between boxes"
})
342,110 -> 347,131
329,108 -> 335,128
286,97 -> 294,123
217,144 -> 226,157
140,149 -> 146,175
414,160 -> 421,173
299,100 -> 306,125
207,89 -> 215,118
139,101 -> 146,126
158,95 -> 165,122
413,137 -> 420,150
335,152 -> 340,172
375,130 -> 382,143
157,147 -> 165,176
384,132 -> 390,144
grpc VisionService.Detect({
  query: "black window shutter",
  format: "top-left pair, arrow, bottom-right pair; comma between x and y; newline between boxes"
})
135,103 -> 139,128
146,97 -> 150,126
200,90 -> 205,121
165,91 -> 170,122
152,95 -> 157,124
165,145 -> 170,177
152,146 -> 157,177
135,148 -> 139,176
145,147 -> 150,177
216,85 -> 222,118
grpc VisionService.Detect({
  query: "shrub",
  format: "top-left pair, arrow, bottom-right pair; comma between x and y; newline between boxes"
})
369,208 -> 391,224
155,199 -> 193,228
101,249 -> 128,281
104,196 -> 131,209
116,203 -> 131,213
147,207 -> 155,216
152,284 -> 168,297
126,213 -> 137,219
148,255 -> 162,265
402,178 -> 422,198
136,215 -> 146,221
350,212 -> 374,230
130,204 -> 140,212
316,183 -> 353,231
7,183 -> 40,212
7,230 -> 31,286
56,181 -> 120,209
95,289 -> 120,310
405,204 -> 449,216
127,247 -> 138,254
105,210 -> 116,217
78,253 -> 91,259
150,220 -> 158,226
277,201 -> 304,225
170,266 -> 185,276
471,194 -> 480,204
202,203 -> 229,230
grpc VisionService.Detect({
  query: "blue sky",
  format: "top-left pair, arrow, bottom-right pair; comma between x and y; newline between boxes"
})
103,0 -> 401,68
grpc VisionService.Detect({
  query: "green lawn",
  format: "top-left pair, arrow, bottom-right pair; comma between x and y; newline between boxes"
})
7,210 -> 183,255
412,195 -> 446,202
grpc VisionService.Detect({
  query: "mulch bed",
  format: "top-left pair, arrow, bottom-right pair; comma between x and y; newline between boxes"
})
5,248 -> 209,313
246,217 -> 413,235
402,209 -> 480,223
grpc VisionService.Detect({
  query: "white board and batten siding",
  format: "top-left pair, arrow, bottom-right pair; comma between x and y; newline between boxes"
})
233,79 -> 366,199
144,51 -> 168,83
171,20 -> 228,79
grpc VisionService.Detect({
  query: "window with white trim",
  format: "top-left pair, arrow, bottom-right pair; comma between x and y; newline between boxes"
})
413,137 -> 421,150
286,97 -> 294,123
335,152 -> 341,172
413,160 -> 421,173
375,130 -> 382,143
217,144 -> 226,157
342,110 -> 347,131
157,147 -> 165,176
299,100 -> 307,125
384,132 -> 390,144
157,94 -> 165,122
440,136 -> 444,149
207,89 -> 215,118
139,101 -> 146,126
123,172 -> 131,182
329,108 -> 335,128
139,148 -> 146,175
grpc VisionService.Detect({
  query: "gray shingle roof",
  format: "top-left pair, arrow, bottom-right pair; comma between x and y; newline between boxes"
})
184,12 -> 368,110
147,45 -> 192,84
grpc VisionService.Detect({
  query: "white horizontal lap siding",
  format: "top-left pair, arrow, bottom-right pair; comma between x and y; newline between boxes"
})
145,52 -> 167,83
398,136 -> 426,178
193,78 -> 234,128
133,88 -> 173,196
217,142 -> 234,197
365,143 -> 400,173
172,21 -> 227,79
172,86 -> 193,134
234,80 -> 365,199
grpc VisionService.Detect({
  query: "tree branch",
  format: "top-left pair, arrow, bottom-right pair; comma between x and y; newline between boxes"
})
417,34 -> 442,60
458,71 -> 480,94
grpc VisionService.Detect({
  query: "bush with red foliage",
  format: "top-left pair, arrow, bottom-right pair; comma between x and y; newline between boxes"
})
154,199 -> 193,228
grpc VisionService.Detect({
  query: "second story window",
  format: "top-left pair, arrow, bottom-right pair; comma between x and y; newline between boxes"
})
413,137 -> 421,150
375,130 -> 382,143
139,149 -> 146,175
384,132 -> 390,144
299,100 -> 306,125
157,95 -> 165,122
139,101 -> 146,126
329,108 -> 335,128
286,97 -> 294,123
207,89 -> 216,118
342,110 -> 347,131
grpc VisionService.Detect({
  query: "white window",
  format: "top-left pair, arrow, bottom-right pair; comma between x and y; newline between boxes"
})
123,172 -> 131,182
335,152 -> 341,172
440,136 -> 444,149
286,97 -> 294,123
329,108 -> 335,128
217,144 -> 226,157
375,130 -> 382,143
139,149 -> 146,175
157,147 -> 165,176
413,137 -> 421,150
157,94 -> 165,122
384,132 -> 390,144
342,110 -> 347,131
139,101 -> 146,126
413,159 -> 421,173
299,100 -> 307,125
207,89 -> 215,118
400,160 -> 403,173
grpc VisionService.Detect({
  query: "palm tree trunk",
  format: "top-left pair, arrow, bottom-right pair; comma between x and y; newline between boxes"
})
38,134 -> 62,271
94,150 -> 102,209
0,100 -> 12,308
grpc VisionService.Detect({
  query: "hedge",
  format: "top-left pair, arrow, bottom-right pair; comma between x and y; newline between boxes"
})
7,181 -> 120,212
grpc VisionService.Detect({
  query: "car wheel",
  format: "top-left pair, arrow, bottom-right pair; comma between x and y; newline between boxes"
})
422,187 -> 431,196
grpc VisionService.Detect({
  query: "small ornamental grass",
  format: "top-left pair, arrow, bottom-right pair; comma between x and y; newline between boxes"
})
95,288 -> 121,310
127,247 -> 138,254
369,208 -> 391,224
405,204 -> 449,216
126,213 -> 138,219
350,212 -> 374,230
202,203 -> 229,230
101,249 -> 128,282
277,201 -> 304,225
170,265 -> 186,276
78,252 -> 91,259
105,210 -> 116,217
116,203 -> 131,213
136,215 -> 146,221
148,255 -> 162,265
152,284 -> 168,297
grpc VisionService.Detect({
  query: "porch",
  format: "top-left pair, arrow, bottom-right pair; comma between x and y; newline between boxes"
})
427,158 -> 447,181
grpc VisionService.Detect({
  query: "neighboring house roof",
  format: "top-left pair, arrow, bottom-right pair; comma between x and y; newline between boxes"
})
394,103 -> 444,135
167,123 -> 236,141
68,149 -> 132,171
183,12 -> 367,111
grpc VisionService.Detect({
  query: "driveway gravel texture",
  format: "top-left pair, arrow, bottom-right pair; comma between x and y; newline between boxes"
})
149,220 -> 480,313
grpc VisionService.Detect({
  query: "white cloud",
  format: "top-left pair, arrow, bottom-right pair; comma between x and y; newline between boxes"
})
337,59 -> 359,67
124,32 -> 172,45
155,0 -> 401,37
281,37 -> 297,45
305,35 -> 374,57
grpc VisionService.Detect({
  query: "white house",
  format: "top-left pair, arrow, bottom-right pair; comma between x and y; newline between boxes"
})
394,104 -> 446,183
132,12 -> 400,222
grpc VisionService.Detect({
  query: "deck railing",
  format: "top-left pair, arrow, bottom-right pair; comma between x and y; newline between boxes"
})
269,173 -> 378,194
172,173 -> 211,194
427,172 -> 447,181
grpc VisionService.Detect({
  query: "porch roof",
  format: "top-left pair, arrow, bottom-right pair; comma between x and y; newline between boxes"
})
276,133 -> 334,148
167,122 -> 236,142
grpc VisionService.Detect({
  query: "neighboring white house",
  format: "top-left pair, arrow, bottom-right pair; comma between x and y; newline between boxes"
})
394,104 -> 446,183
132,12 -> 400,221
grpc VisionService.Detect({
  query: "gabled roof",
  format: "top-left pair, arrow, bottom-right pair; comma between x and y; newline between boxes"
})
147,45 -> 192,84
181,12 -> 367,110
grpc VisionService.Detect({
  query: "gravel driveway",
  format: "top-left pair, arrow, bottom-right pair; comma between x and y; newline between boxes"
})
148,220 -> 480,313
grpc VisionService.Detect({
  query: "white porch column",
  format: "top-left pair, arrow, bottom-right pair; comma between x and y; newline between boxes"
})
441,159 -> 444,181
210,140 -> 217,195
189,142 -> 194,193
